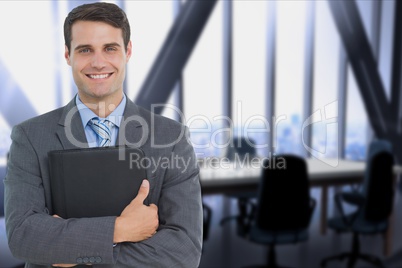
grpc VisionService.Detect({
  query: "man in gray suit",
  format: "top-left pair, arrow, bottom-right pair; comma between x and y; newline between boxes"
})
4,2 -> 202,267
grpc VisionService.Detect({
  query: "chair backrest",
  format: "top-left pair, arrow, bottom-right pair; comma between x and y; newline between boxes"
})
362,139 -> 392,193
255,155 -> 311,231
363,145 -> 394,222
226,137 -> 257,162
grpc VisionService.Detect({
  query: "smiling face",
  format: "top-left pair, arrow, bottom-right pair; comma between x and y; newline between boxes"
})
65,20 -> 132,105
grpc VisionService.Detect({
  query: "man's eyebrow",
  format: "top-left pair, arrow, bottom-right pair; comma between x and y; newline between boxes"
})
104,42 -> 121,48
74,44 -> 92,51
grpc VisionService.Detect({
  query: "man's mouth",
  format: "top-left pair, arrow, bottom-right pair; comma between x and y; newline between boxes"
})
86,73 -> 113,79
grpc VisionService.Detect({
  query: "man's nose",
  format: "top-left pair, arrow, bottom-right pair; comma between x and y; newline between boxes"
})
90,52 -> 107,69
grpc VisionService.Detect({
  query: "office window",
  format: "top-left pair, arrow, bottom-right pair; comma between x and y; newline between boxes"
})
275,1 -> 307,156
0,1 -> 61,159
344,0 -> 380,160
0,115 -> 10,159
160,0 -> 184,122
125,1 -> 174,100
345,67 -> 368,160
232,1 -> 268,157
311,1 -> 340,159
0,2 -> 57,114
183,1 -> 223,158
378,0 -> 395,99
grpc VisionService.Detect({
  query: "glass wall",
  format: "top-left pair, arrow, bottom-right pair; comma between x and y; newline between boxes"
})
311,1 -> 340,160
232,1 -> 268,157
0,0 -> 394,163
0,1 -> 62,158
274,1 -> 307,156
183,1 -> 223,158
125,1 -> 174,100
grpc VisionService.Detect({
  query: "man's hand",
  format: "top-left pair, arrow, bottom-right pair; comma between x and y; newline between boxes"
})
113,179 -> 159,243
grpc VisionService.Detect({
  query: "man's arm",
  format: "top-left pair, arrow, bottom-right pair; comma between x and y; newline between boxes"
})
53,179 -> 159,267
4,125 -> 117,265
111,126 -> 203,268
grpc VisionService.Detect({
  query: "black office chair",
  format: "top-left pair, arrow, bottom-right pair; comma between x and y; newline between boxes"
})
203,202 -> 212,241
320,140 -> 394,268
346,140 -> 392,198
223,155 -> 316,267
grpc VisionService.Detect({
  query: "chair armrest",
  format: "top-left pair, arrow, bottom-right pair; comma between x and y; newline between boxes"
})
334,192 -> 364,226
309,197 -> 317,210
220,198 -> 256,238
203,203 -> 212,240
203,203 -> 212,224
307,197 -> 317,224
220,215 -> 238,226
219,197 -> 256,226
334,193 -> 350,226
340,191 -> 365,206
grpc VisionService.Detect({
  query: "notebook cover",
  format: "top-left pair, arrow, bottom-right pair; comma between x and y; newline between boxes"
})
48,146 -> 146,219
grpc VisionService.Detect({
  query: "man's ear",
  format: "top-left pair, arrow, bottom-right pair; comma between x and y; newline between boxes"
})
64,45 -> 71,66
126,40 -> 132,63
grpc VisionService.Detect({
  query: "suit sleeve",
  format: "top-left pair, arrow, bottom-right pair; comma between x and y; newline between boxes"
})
4,125 -> 117,265
112,126 -> 203,268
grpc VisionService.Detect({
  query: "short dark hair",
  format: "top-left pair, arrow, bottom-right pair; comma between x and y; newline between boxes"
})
64,2 -> 131,54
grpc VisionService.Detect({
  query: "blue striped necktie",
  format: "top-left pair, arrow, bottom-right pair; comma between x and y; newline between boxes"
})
88,118 -> 114,147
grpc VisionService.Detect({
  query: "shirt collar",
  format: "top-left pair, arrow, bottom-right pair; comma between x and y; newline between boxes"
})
75,94 -> 126,129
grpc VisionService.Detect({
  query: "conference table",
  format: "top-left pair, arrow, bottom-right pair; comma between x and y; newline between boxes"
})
199,157 -> 401,256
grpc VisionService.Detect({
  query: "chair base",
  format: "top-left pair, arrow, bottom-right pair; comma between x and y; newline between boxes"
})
321,232 -> 386,268
244,265 -> 292,268
320,252 -> 385,268
243,245 -> 295,268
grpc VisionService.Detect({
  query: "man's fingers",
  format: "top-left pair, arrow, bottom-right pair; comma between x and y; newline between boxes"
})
133,179 -> 150,203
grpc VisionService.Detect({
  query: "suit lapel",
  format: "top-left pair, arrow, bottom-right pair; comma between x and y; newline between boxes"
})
120,99 -> 153,202
56,98 -> 89,150
118,98 -> 145,148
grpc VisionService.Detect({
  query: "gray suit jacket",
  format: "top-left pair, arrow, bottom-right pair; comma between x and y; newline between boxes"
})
4,97 -> 203,267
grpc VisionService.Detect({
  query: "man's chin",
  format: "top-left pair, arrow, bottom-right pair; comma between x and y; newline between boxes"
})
79,88 -> 122,102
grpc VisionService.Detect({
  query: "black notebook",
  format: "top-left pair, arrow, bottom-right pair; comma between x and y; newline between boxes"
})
48,146 -> 146,219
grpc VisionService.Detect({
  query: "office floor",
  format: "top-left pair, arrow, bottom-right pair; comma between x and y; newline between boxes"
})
200,185 -> 402,268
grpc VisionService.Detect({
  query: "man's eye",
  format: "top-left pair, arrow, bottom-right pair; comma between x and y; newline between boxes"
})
79,48 -> 90,53
106,47 -> 116,52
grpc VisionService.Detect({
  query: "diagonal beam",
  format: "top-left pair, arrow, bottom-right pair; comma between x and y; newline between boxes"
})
390,1 -> 402,134
265,0 -> 276,155
0,59 -> 37,127
222,0 -> 232,123
135,0 -> 217,114
365,0 -> 382,143
302,0 -> 316,157
171,0 -> 185,123
337,46 -> 348,158
328,0 -> 391,139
